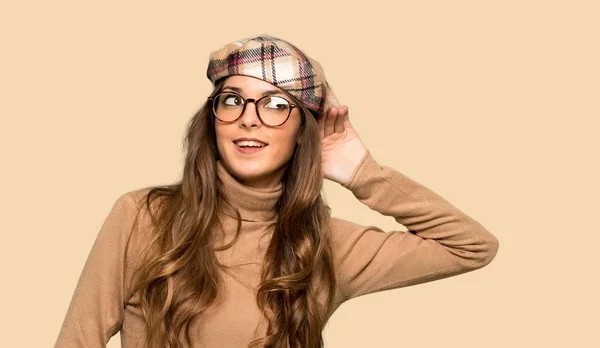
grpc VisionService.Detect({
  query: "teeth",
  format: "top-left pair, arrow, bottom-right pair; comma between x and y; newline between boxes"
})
235,140 -> 266,147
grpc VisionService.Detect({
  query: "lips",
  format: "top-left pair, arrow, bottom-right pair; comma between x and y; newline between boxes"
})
233,138 -> 269,149
234,142 -> 267,154
232,137 -> 269,147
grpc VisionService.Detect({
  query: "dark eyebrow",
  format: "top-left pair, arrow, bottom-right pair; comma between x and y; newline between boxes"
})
222,86 -> 284,98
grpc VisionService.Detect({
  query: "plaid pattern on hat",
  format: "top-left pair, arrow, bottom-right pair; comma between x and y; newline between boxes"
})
206,34 -> 338,114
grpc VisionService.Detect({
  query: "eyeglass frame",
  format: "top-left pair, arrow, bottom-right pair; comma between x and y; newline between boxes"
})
207,91 -> 299,127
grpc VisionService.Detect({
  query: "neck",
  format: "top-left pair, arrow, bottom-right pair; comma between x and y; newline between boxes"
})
215,160 -> 284,222
234,166 -> 285,190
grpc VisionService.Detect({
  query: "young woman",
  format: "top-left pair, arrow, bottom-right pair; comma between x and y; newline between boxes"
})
54,34 -> 499,348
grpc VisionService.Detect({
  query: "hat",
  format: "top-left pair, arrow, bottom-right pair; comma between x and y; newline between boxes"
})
206,34 -> 339,114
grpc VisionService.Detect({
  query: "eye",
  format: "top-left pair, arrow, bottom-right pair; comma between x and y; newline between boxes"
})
264,96 -> 290,110
223,94 -> 243,106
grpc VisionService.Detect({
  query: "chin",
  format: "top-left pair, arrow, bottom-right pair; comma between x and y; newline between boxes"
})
225,156 -> 269,175
234,165 -> 268,178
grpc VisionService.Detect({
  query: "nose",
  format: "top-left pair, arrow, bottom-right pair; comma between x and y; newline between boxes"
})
238,99 -> 261,128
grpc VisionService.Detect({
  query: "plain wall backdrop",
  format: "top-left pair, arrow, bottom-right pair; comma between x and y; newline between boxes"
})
1,0 -> 598,347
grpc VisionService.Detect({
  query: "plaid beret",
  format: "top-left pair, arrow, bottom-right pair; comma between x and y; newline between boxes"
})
206,34 -> 339,114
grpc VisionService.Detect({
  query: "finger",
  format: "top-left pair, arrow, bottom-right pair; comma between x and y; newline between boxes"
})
324,107 -> 338,138
342,105 -> 353,128
334,105 -> 347,133
316,110 -> 326,139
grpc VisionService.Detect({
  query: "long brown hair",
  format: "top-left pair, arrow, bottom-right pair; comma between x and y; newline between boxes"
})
129,78 -> 338,348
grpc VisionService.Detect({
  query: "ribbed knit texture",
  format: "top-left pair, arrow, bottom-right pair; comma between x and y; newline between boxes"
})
54,151 -> 499,347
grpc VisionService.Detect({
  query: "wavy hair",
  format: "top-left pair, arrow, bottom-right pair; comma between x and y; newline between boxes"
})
129,78 -> 338,348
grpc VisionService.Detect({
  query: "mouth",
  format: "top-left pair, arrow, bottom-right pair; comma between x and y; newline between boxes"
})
232,140 -> 269,148
232,139 -> 269,155
233,141 -> 268,154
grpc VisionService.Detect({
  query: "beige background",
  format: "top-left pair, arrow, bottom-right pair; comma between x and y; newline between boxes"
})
1,0 -> 598,347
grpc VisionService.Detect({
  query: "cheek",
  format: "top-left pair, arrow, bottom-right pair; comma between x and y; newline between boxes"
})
271,128 -> 300,156
275,137 -> 296,154
214,126 -> 230,153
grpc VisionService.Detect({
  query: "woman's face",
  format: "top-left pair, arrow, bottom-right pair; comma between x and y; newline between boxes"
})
214,75 -> 303,189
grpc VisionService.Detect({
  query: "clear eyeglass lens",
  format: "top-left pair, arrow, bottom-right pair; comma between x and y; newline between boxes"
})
213,93 -> 290,126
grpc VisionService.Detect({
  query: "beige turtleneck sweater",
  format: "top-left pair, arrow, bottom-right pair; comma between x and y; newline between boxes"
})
54,150 -> 499,347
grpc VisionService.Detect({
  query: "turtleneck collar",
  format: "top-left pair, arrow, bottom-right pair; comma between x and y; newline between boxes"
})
216,160 -> 283,222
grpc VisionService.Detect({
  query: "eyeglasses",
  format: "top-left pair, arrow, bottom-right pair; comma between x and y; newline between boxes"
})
208,91 -> 298,127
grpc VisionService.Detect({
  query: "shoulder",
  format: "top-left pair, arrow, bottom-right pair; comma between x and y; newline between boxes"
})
327,215 -> 386,238
118,187 -> 154,209
327,216 -> 364,239
108,187 -> 164,260
110,186 -> 162,235
116,186 -> 167,216
326,215 -> 387,257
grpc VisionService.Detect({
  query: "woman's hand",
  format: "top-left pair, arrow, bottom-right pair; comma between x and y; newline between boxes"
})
317,105 -> 368,186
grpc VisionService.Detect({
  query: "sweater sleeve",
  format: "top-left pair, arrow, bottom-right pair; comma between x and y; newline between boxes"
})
54,192 -> 142,347
329,150 -> 499,302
